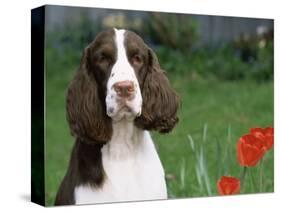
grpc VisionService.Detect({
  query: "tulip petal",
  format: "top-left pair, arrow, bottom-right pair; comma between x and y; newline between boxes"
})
250,127 -> 274,150
237,134 -> 266,167
217,176 -> 240,195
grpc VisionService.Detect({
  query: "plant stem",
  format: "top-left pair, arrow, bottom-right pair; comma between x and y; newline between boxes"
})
250,168 -> 257,192
259,158 -> 264,192
240,167 -> 248,193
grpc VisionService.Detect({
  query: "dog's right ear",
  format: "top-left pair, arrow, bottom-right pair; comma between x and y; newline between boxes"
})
135,47 -> 180,133
66,47 -> 112,143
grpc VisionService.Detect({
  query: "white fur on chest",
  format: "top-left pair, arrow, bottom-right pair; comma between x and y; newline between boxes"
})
74,121 -> 167,204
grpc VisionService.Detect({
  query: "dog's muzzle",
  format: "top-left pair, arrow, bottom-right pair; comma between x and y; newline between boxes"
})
106,79 -> 142,121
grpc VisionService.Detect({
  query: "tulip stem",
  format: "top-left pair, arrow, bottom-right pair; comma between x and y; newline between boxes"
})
259,158 -> 264,192
240,167 -> 248,193
249,168 -> 258,192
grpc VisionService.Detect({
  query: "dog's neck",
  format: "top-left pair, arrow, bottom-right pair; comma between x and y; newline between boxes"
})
101,119 -> 145,160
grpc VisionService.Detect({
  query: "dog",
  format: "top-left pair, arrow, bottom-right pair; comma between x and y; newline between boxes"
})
55,28 -> 179,205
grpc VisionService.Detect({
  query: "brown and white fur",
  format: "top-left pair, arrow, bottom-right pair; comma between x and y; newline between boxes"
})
55,28 -> 179,205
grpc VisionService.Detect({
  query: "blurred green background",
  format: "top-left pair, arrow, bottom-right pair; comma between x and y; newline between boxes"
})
45,6 -> 273,205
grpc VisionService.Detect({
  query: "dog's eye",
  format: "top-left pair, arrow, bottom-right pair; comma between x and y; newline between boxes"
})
97,55 -> 106,63
97,54 -> 111,65
131,54 -> 143,65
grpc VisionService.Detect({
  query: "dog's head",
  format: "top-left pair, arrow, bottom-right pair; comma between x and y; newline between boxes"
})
66,28 -> 180,143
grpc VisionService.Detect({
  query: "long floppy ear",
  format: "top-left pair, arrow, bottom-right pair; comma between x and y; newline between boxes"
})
135,48 -> 180,133
66,47 -> 112,143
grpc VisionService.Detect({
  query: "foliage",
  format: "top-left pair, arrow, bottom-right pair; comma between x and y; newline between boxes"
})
155,41 -> 273,81
144,13 -> 198,52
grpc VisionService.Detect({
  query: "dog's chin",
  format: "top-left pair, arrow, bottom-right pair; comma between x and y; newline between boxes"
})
107,106 -> 141,122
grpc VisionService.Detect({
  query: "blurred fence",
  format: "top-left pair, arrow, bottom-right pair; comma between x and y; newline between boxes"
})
45,5 -> 273,47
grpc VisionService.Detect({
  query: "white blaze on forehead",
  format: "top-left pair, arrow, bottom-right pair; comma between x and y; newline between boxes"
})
107,29 -> 137,87
114,29 -> 127,62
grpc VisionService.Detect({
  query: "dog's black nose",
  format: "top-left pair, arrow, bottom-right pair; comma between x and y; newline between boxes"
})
113,80 -> 135,98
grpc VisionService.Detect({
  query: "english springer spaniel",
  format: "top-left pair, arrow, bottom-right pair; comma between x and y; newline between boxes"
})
55,28 -> 179,205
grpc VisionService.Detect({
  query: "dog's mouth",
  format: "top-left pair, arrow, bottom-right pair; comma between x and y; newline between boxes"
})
120,105 -> 131,112
106,100 -> 141,121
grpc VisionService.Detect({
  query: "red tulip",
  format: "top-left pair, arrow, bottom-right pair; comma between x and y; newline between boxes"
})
237,134 -> 267,166
217,176 -> 240,195
250,127 -> 274,150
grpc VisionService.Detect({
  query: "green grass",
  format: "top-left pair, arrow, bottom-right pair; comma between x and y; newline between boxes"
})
45,43 -> 273,205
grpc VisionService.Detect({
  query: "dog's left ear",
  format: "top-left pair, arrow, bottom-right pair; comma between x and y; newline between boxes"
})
135,47 -> 180,133
66,47 -> 112,143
